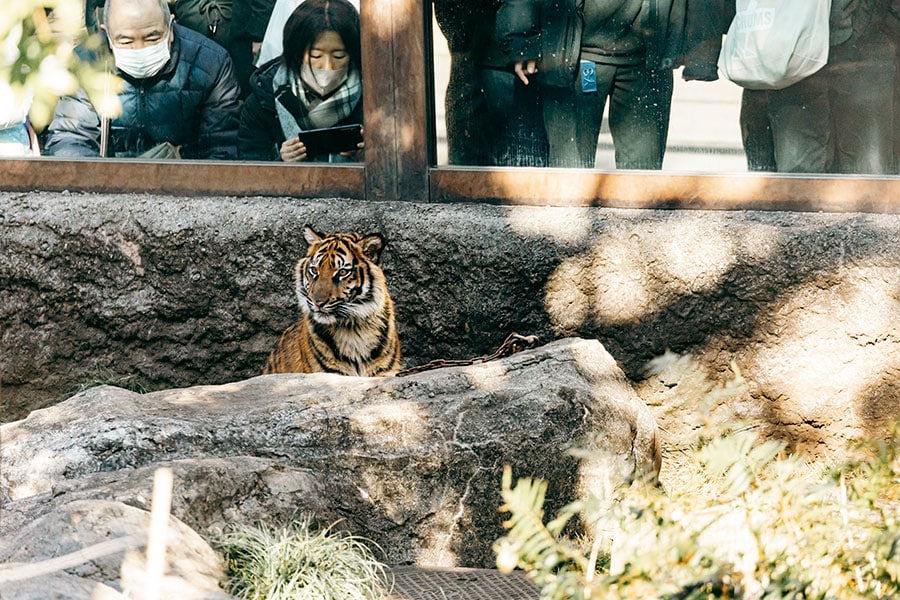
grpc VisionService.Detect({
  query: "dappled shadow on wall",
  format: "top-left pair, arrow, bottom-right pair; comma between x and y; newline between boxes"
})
504,204 -> 900,454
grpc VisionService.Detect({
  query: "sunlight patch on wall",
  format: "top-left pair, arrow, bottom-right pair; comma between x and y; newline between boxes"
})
751,268 -> 899,427
589,237 -> 654,324
654,221 -> 736,293
487,170 -> 607,204
504,206 -> 594,245
738,225 -> 783,262
398,121 -> 416,152
545,220 -> 739,328
545,255 -> 592,332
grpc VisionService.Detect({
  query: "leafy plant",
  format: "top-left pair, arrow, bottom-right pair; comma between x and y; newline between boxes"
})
2,0 -> 120,128
213,519 -> 388,600
494,357 -> 900,599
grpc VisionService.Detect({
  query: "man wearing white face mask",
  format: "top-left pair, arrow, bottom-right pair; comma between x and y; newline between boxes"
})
44,0 -> 242,159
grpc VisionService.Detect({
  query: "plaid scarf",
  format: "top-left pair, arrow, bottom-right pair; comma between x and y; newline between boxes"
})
273,62 -> 361,140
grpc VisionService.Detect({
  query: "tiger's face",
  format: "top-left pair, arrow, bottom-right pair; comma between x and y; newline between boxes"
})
294,225 -> 386,324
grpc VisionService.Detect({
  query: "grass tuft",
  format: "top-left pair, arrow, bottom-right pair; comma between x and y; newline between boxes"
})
213,519 -> 388,600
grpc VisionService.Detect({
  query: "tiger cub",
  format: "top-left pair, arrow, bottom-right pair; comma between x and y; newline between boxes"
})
263,225 -> 402,377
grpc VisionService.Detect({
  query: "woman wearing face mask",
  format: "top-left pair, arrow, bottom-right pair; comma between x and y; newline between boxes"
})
238,0 -> 363,162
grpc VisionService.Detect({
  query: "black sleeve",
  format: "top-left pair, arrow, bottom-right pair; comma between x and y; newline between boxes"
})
681,0 -> 733,81
197,53 -> 243,160
435,0 -> 494,52
496,0 -> 543,63
42,91 -> 103,157
233,0 -> 278,41
238,88 -> 283,161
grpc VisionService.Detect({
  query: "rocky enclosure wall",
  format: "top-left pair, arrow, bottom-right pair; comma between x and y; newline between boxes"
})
2,191 -> 899,454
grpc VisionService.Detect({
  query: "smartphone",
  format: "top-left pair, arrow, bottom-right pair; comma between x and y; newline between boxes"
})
297,124 -> 363,156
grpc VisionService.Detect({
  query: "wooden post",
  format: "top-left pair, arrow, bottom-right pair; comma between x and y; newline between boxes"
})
360,0 -> 431,202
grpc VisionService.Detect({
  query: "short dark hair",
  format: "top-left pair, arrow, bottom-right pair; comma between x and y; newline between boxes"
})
282,0 -> 361,76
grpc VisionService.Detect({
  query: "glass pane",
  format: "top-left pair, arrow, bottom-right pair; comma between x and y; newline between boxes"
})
431,1 -> 899,176
7,0 -> 365,164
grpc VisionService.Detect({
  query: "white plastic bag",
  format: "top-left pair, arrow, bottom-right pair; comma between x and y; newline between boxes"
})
719,0 -> 831,90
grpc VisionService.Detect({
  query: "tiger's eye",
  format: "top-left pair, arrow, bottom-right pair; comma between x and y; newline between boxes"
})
337,267 -> 352,279
307,265 -> 318,278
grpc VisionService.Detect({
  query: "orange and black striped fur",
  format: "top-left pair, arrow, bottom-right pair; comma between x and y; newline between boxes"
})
263,225 -> 401,377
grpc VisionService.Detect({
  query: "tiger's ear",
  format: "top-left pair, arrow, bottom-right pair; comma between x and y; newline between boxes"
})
303,225 -> 323,245
360,234 -> 385,263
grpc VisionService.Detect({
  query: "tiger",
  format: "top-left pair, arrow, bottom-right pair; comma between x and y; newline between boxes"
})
263,225 -> 402,377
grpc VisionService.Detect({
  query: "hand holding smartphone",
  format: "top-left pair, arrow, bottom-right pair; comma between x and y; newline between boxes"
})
297,124 -> 363,156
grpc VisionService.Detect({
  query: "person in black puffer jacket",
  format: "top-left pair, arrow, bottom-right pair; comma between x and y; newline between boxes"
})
238,0 -> 363,162
44,0 -> 241,159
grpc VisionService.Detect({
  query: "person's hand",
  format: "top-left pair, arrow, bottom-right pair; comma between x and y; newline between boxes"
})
339,126 -> 365,159
280,138 -> 307,162
251,41 -> 262,56
514,59 -> 538,85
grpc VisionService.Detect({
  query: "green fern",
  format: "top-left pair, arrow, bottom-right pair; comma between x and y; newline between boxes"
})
494,359 -> 900,600
494,465 -> 586,593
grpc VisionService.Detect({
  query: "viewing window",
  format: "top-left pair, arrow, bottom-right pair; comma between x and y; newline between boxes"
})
1,0 -> 897,212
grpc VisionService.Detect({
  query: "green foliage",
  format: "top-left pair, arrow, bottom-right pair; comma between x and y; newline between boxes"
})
494,358 -> 900,599
2,0 -> 120,128
213,519 -> 388,600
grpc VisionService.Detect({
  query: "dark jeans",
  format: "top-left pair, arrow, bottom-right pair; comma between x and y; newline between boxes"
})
740,34 -> 895,174
478,67 -> 549,167
740,89 -> 777,172
443,52 -> 491,165
544,61 -> 673,169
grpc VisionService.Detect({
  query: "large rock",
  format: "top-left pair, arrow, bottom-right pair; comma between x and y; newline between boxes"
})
1,338 -> 660,570
0,457 -> 326,545
0,500 -> 231,600
0,573 -> 116,600
3,192 -> 899,459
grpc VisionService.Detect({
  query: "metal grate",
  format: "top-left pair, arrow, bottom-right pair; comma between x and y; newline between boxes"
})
386,567 -> 540,600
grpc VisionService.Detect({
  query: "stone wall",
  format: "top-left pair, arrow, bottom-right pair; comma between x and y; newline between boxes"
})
2,191 -> 899,454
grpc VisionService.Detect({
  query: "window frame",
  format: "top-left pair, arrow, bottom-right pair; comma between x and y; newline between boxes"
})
1,0 -> 898,214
